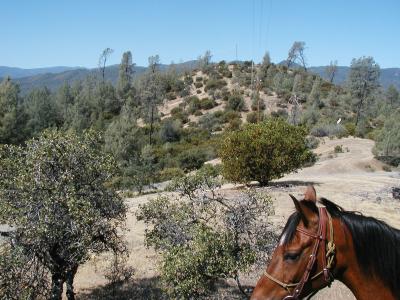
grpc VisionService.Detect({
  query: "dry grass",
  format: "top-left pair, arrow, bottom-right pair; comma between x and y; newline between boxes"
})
73,137 -> 400,299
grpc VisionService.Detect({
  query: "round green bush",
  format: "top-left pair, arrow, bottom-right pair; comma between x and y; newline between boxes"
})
219,119 -> 312,185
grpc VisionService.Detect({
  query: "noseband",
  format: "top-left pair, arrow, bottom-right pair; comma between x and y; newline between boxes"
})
263,206 -> 336,300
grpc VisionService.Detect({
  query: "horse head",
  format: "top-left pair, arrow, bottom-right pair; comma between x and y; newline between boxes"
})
251,186 -> 336,300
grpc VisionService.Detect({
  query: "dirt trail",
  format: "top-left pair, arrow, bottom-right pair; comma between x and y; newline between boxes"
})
75,137 -> 400,299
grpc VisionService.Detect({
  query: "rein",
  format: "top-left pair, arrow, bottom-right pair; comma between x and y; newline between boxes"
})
263,207 -> 336,300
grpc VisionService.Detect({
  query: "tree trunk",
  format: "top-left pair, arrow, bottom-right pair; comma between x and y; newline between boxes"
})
50,273 -> 64,300
66,266 -> 78,300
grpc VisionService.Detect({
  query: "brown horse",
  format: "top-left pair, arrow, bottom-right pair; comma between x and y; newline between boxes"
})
251,186 -> 400,300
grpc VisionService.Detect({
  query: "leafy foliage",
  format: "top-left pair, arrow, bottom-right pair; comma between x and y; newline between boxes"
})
374,109 -> 400,161
0,129 -> 127,299
137,167 -> 277,298
220,118 -> 313,185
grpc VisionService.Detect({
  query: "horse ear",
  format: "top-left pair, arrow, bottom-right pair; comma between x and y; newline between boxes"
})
304,185 -> 317,203
290,194 -> 309,226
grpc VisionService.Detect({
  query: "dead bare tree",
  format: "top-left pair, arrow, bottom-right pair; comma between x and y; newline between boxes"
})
325,60 -> 338,83
98,48 -> 114,82
286,41 -> 307,71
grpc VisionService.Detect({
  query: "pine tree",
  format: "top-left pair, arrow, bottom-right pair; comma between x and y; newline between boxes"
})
117,51 -> 135,100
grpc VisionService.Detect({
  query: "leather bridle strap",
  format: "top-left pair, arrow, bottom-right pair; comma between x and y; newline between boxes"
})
263,207 -> 335,300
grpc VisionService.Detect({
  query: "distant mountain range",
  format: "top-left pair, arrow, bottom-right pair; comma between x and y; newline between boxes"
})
0,66 -> 81,79
308,66 -> 400,90
0,61 -> 399,94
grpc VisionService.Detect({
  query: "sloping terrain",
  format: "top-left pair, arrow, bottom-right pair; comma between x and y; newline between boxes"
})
73,137 -> 400,299
157,68 -> 283,127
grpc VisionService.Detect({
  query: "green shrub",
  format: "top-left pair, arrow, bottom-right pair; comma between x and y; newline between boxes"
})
187,96 -> 201,114
221,110 -> 241,124
271,109 -> 288,119
310,124 -> 346,137
160,118 -> 182,143
246,111 -> 265,124
204,78 -> 227,92
199,113 -> 220,132
227,93 -> 245,111
226,117 -> 242,131
374,110 -> 400,160
221,88 -> 231,101
170,107 -> 189,123
200,98 -> 216,110
194,82 -> 203,89
334,145 -> 343,153
178,148 -> 208,171
166,92 -> 177,100
251,96 -> 266,111
137,170 -> 276,298
213,110 -> 224,118
171,107 -> 182,115
157,167 -> 185,181
306,136 -> 320,149
220,119 -> 312,185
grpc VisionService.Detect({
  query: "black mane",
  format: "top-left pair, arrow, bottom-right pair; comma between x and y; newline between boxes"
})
281,198 -> 400,298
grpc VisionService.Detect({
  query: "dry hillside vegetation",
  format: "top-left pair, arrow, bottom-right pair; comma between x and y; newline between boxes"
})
74,137 -> 399,299
153,68 -> 284,126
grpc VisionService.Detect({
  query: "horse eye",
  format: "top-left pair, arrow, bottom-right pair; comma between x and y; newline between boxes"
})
284,252 -> 301,261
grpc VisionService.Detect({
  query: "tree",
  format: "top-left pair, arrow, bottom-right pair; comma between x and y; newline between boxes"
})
308,77 -> 322,106
70,77 -> 96,131
386,85 -> 399,107
259,51 -> 272,82
104,109 -> 143,166
287,41 -> 307,70
198,50 -> 212,73
0,77 -> 27,144
139,55 -> 165,145
98,48 -> 114,82
56,82 -> 75,125
325,60 -> 338,83
25,87 -> 58,136
137,167 -> 277,298
117,51 -> 135,100
219,118 -> 313,186
374,109 -> 400,159
347,56 -> 380,125
0,130 -> 127,300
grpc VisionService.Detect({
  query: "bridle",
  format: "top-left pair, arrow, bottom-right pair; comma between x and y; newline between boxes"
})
263,206 -> 336,300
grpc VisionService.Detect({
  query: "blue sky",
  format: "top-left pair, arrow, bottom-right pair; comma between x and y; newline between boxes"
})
1,0 -> 399,68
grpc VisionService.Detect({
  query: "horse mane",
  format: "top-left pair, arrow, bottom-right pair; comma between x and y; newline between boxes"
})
281,198 -> 400,298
